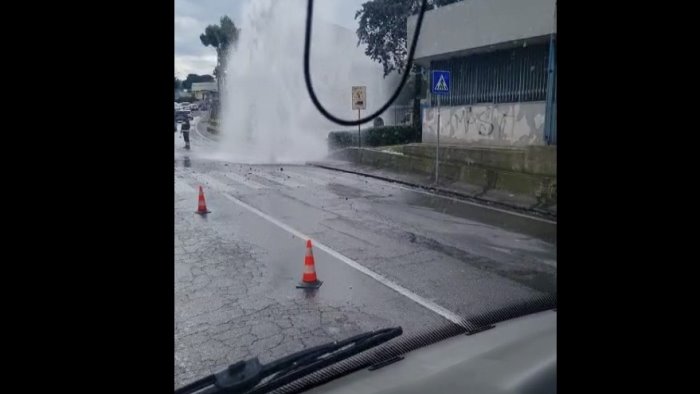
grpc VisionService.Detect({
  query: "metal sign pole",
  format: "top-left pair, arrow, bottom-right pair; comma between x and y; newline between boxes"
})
430,70 -> 449,186
435,94 -> 440,185
352,86 -> 366,149
358,109 -> 361,149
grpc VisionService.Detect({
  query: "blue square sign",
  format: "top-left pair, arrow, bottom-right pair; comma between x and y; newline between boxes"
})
431,70 -> 450,95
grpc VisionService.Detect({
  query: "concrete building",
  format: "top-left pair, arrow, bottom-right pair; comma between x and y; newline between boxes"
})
191,82 -> 218,101
175,89 -> 193,100
407,0 -> 557,146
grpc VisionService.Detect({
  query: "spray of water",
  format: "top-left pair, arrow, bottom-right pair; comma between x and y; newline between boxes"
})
209,0 -> 397,164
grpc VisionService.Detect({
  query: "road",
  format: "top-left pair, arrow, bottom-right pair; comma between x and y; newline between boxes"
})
174,116 -> 557,387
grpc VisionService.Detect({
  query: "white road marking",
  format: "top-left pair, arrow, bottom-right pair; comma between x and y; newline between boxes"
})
175,177 -> 196,194
253,171 -> 306,188
295,168 -> 350,184
541,259 -> 557,267
188,173 -> 237,194
221,171 -> 268,190
283,168 -> 331,186
216,190 -> 464,325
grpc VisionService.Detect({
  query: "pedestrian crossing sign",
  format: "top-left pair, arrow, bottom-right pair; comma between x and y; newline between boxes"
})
431,70 -> 450,95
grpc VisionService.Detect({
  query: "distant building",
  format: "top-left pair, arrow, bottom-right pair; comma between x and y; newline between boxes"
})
191,82 -> 218,101
175,89 -> 193,100
407,0 -> 557,146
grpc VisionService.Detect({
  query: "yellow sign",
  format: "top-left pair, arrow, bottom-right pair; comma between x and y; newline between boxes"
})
352,86 -> 366,110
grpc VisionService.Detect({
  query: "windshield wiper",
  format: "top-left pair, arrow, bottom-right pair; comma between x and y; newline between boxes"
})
175,326 -> 403,394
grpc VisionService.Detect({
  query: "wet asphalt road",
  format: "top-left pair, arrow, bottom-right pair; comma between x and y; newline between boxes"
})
174,117 -> 557,387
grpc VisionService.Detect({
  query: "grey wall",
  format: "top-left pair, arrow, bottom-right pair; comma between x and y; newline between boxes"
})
422,101 -> 546,146
407,0 -> 556,63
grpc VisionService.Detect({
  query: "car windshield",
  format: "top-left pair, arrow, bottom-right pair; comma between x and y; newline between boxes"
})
175,0 -> 557,391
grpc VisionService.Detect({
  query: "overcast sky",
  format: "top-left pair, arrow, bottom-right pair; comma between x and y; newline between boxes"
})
175,0 -> 367,79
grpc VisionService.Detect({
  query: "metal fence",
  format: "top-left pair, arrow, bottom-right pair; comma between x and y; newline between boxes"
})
544,36 -> 557,145
430,42 -> 550,107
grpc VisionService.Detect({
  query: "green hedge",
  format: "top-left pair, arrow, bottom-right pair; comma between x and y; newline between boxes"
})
328,125 -> 417,150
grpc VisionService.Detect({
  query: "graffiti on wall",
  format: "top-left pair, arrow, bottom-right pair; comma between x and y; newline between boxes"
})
423,102 -> 546,146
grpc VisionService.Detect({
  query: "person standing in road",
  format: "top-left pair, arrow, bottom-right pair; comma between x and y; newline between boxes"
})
181,119 -> 191,149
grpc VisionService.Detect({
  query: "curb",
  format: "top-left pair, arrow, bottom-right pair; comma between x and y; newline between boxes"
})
307,162 -> 557,222
197,116 -> 219,139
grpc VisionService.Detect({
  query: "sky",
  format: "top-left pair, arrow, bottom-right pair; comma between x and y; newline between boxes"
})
175,0 -> 367,79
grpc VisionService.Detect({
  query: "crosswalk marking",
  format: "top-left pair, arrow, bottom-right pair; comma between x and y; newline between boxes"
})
287,168 -> 351,184
283,169 -> 331,186
221,171 -> 268,190
175,177 -> 196,194
188,172 -> 237,194
253,171 -> 306,188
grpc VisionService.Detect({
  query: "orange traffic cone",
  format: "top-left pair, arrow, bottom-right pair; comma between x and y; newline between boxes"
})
195,186 -> 211,215
297,239 -> 322,289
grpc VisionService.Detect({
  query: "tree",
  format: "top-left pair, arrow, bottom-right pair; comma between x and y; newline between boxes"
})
355,0 -> 461,77
181,74 -> 215,91
175,77 -> 182,90
355,0 -> 461,138
200,16 -> 240,89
